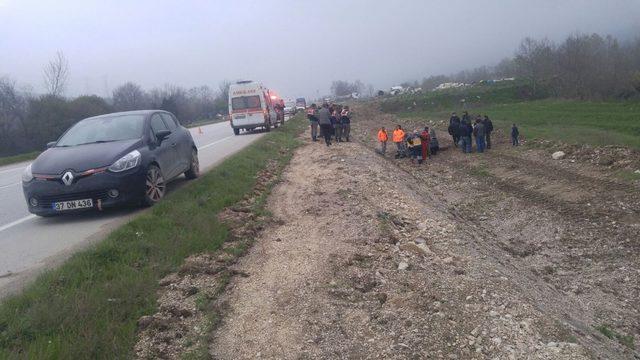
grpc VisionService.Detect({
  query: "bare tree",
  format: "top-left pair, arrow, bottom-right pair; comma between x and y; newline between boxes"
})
43,51 -> 70,96
632,71 -> 640,93
218,80 -> 231,101
112,82 -> 149,111
0,77 -> 30,153
330,80 -> 363,97
513,37 -> 556,96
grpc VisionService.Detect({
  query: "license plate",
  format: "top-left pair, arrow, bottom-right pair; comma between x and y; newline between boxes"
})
52,198 -> 93,211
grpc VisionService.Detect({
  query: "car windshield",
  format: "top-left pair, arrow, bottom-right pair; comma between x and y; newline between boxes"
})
56,114 -> 145,147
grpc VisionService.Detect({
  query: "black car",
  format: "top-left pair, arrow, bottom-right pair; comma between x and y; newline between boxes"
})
22,110 -> 199,216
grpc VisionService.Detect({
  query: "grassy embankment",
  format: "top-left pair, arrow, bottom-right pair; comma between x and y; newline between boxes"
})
0,115 -> 306,359
381,81 -> 640,149
0,152 -> 40,167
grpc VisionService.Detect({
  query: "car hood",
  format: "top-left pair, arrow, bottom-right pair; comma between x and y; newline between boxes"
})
32,139 -> 142,174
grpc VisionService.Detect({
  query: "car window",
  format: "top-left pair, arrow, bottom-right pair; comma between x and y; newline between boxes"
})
56,114 -> 145,147
161,113 -> 178,130
150,114 -> 168,134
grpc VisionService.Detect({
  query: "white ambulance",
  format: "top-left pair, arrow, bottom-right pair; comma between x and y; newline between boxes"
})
228,80 -> 280,135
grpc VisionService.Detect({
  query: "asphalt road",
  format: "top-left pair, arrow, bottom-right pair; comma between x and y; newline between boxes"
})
0,121 -> 267,298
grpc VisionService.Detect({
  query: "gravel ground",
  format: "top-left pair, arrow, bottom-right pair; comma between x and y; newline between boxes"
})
136,105 -> 639,359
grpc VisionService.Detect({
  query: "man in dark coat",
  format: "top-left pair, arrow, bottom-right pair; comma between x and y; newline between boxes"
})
483,115 -> 494,149
511,123 -> 520,146
473,118 -> 486,153
448,112 -> 461,147
459,119 -> 472,153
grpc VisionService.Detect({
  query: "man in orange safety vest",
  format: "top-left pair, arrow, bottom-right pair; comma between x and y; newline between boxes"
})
392,125 -> 406,158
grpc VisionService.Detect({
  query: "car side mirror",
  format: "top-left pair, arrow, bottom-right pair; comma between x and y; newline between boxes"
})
155,130 -> 172,143
47,141 -> 57,148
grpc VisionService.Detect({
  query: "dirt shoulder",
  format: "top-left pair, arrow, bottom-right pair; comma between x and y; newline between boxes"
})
205,104 -> 639,359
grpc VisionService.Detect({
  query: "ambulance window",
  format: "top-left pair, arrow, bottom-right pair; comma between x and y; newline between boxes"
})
247,96 -> 261,108
232,95 -> 261,110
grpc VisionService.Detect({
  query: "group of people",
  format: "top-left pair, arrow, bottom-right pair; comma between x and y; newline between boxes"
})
305,103 -> 522,161
447,111 -> 520,152
306,103 -> 352,146
377,125 -> 440,164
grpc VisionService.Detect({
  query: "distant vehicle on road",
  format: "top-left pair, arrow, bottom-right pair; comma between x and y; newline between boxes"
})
295,97 -> 306,110
284,100 -> 296,115
22,110 -> 199,216
229,80 -> 281,135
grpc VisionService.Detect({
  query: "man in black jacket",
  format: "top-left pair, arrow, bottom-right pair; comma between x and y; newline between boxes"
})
462,111 -> 470,124
459,119 -> 473,153
483,115 -> 494,149
511,123 -> 520,146
448,112 -> 461,147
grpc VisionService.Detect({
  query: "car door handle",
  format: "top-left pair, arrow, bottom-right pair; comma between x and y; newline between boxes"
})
171,142 -> 177,147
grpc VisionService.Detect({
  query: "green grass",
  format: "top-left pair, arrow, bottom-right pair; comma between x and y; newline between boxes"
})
595,324 -> 635,349
380,80 -> 640,149
469,164 -> 490,177
615,169 -> 640,181
0,151 -> 40,167
0,115 -> 306,359
396,99 -> 640,149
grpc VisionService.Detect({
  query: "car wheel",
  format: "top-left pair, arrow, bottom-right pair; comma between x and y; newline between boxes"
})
143,165 -> 166,206
185,149 -> 199,180
233,128 -> 240,135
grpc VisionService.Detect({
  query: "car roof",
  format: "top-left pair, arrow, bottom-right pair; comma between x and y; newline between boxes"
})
84,110 -> 170,121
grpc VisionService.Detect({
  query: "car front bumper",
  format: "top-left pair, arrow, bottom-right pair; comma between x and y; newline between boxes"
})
22,167 -> 147,216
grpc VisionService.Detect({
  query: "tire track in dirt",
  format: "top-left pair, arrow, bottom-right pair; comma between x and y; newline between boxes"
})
351,103 -> 640,359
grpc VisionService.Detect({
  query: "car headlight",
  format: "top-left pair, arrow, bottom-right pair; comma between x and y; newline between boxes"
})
22,164 -> 33,182
108,150 -> 141,172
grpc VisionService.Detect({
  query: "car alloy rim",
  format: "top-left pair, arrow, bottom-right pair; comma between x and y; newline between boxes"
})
192,151 -> 199,175
146,167 -> 165,202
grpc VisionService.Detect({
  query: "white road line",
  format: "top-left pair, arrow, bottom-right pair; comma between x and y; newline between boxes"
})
0,182 -> 19,190
197,135 -> 235,150
0,166 -> 26,175
0,215 -> 36,233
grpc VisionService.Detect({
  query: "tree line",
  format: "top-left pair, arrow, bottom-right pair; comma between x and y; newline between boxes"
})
0,52 -> 230,156
419,33 -> 640,100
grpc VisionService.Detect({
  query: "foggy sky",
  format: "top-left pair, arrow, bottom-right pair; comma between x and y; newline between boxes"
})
1,0 -> 639,99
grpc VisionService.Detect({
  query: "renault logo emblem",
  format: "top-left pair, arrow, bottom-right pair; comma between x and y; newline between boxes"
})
61,171 -> 74,186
